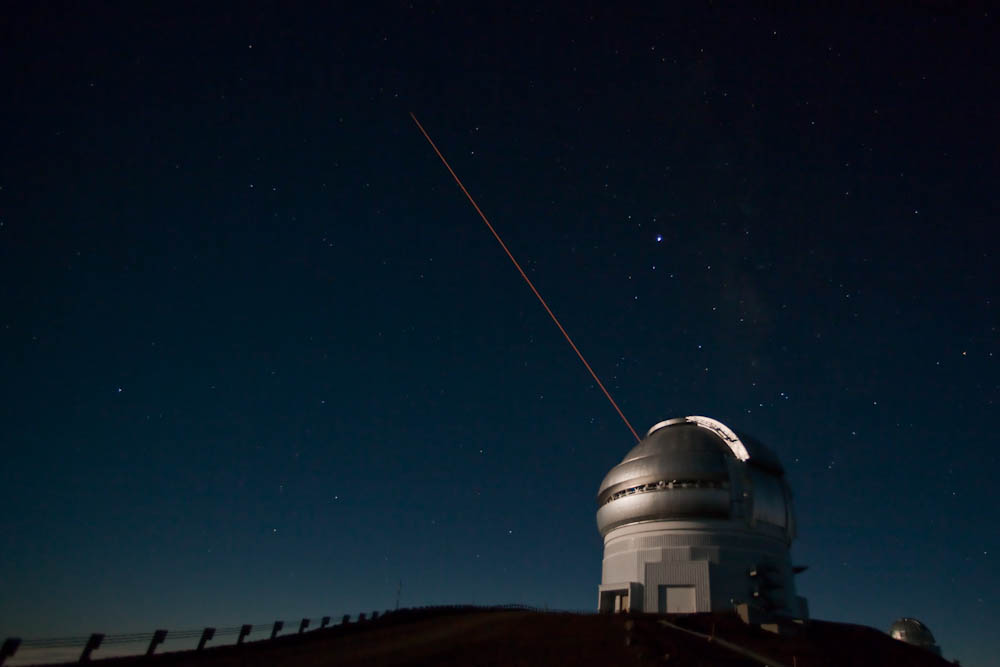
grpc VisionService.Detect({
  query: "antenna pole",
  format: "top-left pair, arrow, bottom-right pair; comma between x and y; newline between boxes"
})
410,113 -> 640,442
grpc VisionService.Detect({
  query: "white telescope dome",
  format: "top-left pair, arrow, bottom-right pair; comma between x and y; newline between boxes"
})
596,416 -> 808,618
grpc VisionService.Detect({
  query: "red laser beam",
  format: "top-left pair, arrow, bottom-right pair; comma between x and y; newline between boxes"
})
410,112 -> 640,443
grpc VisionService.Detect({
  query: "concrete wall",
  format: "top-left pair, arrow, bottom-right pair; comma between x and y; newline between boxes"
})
600,520 -> 805,617
642,559 -> 710,612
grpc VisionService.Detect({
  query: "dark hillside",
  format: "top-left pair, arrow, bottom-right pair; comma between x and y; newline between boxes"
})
70,608 -> 952,667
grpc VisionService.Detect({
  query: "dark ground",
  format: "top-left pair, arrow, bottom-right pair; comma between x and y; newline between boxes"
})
68,608 -> 953,667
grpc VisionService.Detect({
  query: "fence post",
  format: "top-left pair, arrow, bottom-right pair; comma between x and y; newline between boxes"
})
146,629 -> 167,656
237,624 -> 252,645
320,616 -> 330,629
298,618 -> 310,634
197,627 -> 215,650
0,638 -> 21,667
270,621 -> 283,639
79,633 -> 104,662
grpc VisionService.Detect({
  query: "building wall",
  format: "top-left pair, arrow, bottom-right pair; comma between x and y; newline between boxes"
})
600,520 -> 804,616
643,559 -> 710,611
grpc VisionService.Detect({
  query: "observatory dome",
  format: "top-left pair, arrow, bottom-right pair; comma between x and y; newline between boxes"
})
596,416 -> 807,618
596,416 -> 792,537
888,618 -> 942,655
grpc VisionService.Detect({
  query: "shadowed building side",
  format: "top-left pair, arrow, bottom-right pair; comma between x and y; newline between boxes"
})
596,416 -> 808,618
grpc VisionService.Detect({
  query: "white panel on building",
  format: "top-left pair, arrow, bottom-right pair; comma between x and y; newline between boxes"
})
659,585 -> 697,613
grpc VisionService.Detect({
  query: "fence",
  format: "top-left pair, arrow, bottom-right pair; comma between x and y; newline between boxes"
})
1,605 -> 543,666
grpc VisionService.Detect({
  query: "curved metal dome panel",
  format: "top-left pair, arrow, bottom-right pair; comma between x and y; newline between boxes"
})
736,432 -> 785,474
889,618 -> 937,647
599,420 -> 734,498
749,467 -> 788,528
598,447 -> 730,504
596,416 -> 797,537
596,487 -> 731,534
634,416 -> 748,462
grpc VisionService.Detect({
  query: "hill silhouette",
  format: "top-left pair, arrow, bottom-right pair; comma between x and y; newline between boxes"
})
54,607 -> 953,667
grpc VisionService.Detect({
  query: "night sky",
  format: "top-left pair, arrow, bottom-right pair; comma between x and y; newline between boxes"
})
1,4 -> 997,665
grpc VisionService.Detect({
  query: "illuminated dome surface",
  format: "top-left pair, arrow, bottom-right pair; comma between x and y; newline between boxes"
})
888,618 -> 941,655
596,416 -> 807,618
597,416 -> 791,537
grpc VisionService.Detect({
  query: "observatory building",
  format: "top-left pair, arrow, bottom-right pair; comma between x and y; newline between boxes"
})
888,618 -> 942,656
597,416 -> 808,617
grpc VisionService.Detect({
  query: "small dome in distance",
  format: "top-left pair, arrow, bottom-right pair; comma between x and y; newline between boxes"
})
888,618 -> 941,656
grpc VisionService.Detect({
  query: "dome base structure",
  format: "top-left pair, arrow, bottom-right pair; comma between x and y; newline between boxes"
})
596,417 -> 808,619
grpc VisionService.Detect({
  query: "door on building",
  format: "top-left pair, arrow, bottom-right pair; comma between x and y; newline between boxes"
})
658,585 -> 696,613
599,589 -> 630,613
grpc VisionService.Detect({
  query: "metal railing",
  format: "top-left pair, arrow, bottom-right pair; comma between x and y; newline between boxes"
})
1,604 -> 544,666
